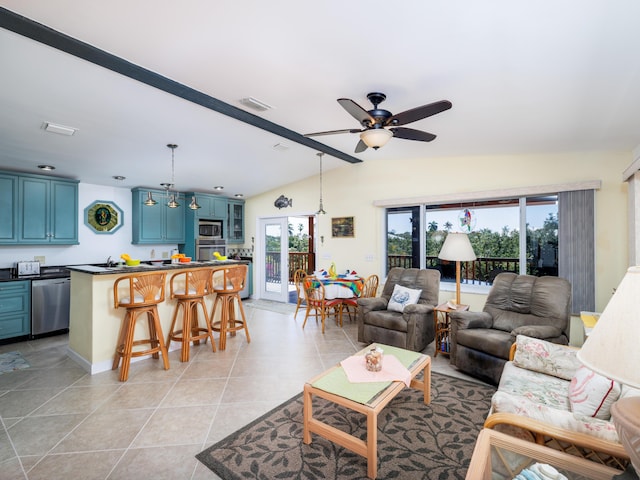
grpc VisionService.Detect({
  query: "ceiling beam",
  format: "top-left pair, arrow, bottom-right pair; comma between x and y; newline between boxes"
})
0,7 -> 362,164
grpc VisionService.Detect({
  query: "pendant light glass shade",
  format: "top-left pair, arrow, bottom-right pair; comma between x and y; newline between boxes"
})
144,191 -> 157,206
189,196 -> 201,210
316,152 -> 326,215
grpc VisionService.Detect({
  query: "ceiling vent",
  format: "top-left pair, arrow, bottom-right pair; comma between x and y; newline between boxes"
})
273,143 -> 289,151
239,97 -> 273,112
43,122 -> 77,136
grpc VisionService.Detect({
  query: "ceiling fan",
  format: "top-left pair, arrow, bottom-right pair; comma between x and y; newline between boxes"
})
305,92 -> 452,153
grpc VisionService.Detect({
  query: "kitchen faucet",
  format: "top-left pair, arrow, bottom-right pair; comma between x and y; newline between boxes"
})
106,256 -> 115,267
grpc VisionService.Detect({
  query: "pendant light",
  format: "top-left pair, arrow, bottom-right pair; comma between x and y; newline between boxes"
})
188,196 -> 201,210
144,191 -> 157,206
316,152 -> 326,215
165,144 -> 180,208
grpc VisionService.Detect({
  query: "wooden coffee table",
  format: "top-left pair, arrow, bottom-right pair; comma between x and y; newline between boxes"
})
302,344 -> 431,479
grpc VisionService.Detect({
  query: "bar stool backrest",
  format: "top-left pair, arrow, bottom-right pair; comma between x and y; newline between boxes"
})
114,272 -> 166,308
170,268 -> 212,298
212,265 -> 247,294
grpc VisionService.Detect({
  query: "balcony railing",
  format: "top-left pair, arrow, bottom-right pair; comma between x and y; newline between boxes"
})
265,252 -> 315,283
388,255 -> 525,285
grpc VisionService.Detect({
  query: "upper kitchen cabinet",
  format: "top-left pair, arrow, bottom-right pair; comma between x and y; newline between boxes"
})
131,188 -> 185,244
18,174 -> 79,245
190,193 -> 227,219
227,199 -> 245,244
0,173 -> 18,243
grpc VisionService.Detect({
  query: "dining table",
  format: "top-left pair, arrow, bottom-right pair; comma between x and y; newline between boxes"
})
313,274 -> 365,300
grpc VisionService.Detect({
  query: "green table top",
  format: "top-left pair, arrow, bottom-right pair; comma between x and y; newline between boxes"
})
310,344 -> 425,405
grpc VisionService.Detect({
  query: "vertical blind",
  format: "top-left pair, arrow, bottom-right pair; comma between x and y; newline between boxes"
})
558,190 -> 595,314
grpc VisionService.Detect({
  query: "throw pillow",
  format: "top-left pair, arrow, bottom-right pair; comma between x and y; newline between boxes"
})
512,335 -> 581,380
569,365 -> 621,420
387,284 -> 422,313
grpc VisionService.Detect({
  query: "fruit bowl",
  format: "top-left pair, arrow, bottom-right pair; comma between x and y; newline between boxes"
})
178,257 -> 192,263
125,259 -> 141,266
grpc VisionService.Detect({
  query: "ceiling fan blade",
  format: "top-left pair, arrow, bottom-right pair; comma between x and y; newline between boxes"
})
355,139 -> 368,153
304,128 -> 362,137
390,127 -> 437,142
386,100 -> 452,126
338,98 -> 375,126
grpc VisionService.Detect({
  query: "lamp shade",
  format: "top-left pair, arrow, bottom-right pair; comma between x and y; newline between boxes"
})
577,266 -> 640,389
360,128 -> 393,149
438,233 -> 477,262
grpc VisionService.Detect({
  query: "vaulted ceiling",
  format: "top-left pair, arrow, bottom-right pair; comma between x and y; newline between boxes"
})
1,1 -> 639,199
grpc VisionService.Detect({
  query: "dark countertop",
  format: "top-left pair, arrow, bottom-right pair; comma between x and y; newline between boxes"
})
67,259 -> 247,276
0,266 -> 70,282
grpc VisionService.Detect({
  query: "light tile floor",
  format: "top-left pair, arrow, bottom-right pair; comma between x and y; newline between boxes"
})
0,300 -> 478,480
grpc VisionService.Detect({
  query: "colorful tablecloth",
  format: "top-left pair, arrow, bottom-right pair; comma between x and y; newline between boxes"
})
313,276 -> 364,299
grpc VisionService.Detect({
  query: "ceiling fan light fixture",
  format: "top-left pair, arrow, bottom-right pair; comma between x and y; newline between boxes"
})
360,128 -> 392,149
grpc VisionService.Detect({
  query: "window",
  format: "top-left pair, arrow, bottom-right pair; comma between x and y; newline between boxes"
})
386,196 -> 558,287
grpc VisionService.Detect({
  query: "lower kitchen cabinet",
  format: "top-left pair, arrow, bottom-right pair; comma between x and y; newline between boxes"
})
0,280 -> 31,340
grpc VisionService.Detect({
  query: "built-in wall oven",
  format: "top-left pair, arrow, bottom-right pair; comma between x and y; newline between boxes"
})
197,239 -> 227,261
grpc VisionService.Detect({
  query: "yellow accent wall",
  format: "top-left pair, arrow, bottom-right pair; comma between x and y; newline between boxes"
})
245,151 -> 630,313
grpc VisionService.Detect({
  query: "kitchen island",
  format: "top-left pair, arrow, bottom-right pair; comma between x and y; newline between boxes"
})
67,260 -> 247,374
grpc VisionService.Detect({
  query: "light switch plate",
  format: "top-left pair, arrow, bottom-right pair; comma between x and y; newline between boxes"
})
34,256 -> 45,264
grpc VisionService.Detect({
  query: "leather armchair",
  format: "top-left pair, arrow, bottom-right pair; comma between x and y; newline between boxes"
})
357,267 -> 440,352
449,272 -> 571,385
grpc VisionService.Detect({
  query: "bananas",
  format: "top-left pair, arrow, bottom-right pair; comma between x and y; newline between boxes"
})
213,251 -> 227,260
120,253 -> 131,261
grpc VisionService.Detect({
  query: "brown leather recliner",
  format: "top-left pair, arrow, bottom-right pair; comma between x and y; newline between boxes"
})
356,267 -> 440,352
449,272 -> 571,385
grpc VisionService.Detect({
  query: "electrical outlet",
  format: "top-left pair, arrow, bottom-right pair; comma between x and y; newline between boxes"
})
34,256 -> 45,264
365,254 -> 374,262
162,251 -> 169,259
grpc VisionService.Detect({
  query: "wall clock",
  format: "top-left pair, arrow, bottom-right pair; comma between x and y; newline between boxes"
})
84,201 -> 124,234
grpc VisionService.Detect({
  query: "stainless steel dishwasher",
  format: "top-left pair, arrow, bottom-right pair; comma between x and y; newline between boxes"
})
31,276 -> 71,336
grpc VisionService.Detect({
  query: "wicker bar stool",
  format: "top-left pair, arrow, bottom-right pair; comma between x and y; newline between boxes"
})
112,271 -> 170,382
210,264 -> 250,350
166,268 -> 217,362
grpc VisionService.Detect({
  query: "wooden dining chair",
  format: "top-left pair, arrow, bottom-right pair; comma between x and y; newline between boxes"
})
293,268 -> 307,319
342,274 -> 379,323
302,277 -> 342,334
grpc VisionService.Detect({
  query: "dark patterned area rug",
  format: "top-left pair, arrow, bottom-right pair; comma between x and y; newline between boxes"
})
196,372 -> 495,479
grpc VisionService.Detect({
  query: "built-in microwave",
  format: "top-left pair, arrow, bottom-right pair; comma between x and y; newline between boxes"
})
199,220 -> 223,240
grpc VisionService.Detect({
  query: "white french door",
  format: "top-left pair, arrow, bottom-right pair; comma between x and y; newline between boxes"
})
258,217 -> 289,302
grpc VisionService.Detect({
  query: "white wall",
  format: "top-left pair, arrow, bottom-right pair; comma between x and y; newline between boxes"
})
0,183 -> 178,269
245,151 -> 631,313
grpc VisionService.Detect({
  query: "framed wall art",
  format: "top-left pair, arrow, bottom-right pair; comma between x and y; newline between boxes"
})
331,216 -> 355,238
84,200 -> 124,234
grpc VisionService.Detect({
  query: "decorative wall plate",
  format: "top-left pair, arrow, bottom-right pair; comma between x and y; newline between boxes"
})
84,200 -> 124,234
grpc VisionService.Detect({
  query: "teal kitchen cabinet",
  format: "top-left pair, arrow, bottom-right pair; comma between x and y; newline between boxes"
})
227,199 -> 245,244
192,194 -> 227,219
131,188 -> 186,244
0,280 -> 31,340
0,174 -> 18,243
19,176 -> 79,244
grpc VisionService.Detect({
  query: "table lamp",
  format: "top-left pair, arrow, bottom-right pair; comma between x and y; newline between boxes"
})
577,266 -> 640,478
438,232 -> 476,306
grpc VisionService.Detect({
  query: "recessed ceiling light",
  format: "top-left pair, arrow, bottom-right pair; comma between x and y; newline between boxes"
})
213,186 -> 224,191
42,122 -> 78,136
112,175 -> 126,181
238,97 -> 273,112
234,193 -> 244,198
37,164 -> 55,171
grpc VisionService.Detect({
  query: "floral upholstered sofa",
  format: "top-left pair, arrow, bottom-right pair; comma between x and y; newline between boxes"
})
484,335 -> 638,468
